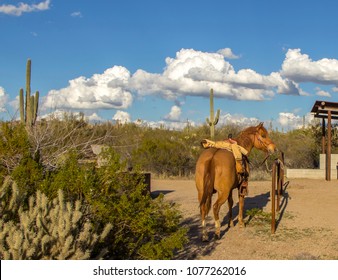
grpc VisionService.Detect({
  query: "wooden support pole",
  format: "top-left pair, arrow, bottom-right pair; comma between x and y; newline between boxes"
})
326,111 -> 332,181
271,161 -> 276,234
322,118 -> 326,154
277,162 -> 281,212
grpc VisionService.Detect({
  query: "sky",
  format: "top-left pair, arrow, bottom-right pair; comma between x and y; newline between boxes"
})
1,0 -> 338,130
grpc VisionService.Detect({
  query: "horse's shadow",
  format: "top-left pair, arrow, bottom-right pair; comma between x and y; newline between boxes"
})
222,191 -> 271,228
176,189 -> 290,259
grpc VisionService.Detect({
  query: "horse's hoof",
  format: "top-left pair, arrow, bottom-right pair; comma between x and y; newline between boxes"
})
228,220 -> 234,228
202,233 -> 209,242
202,236 -> 209,242
214,233 -> 221,240
239,222 -> 246,228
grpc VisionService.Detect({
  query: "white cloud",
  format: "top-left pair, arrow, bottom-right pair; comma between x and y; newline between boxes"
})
42,48 -> 303,113
0,0 -> 51,16
142,120 -> 192,130
71,11 -> 82,18
281,48 -> 338,85
131,48 -> 300,101
219,112 -> 260,126
164,105 -> 181,122
113,110 -> 131,123
43,66 -> 133,111
315,87 -> 331,97
0,86 -> 9,112
217,48 -> 240,59
277,112 -> 313,129
86,113 -> 104,122
40,110 -> 105,123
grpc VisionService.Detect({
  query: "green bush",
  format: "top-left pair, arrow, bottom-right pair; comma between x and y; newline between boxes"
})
88,148 -> 188,259
0,123 -> 31,176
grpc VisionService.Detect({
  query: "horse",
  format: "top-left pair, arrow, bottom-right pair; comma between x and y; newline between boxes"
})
195,122 -> 277,241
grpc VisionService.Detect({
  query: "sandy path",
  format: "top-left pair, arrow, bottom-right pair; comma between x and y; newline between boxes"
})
151,178 -> 338,260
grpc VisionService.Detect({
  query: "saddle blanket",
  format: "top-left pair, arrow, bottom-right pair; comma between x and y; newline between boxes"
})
201,139 -> 248,161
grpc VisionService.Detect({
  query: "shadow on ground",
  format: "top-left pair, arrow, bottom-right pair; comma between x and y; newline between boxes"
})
175,190 -> 280,259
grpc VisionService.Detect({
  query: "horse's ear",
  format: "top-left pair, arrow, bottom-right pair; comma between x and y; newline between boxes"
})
257,122 -> 264,129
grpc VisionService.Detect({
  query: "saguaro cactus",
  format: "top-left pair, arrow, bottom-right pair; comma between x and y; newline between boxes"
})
206,88 -> 220,140
19,59 -> 39,126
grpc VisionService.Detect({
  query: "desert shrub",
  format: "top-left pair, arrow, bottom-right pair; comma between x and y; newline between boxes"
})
30,146 -> 188,259
40,151 -> 98,201
0,178 -> 112,260
132,130 -> 196,177
11,154 -> 44,198
0,122 -> 31,176
88,148 -> 188,259
271,128 -> 319,168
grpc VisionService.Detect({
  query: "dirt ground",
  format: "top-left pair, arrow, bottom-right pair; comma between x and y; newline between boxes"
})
151,178 -> 338,260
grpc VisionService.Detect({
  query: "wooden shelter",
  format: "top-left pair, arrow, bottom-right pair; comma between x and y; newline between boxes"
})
311,100 -> 338,180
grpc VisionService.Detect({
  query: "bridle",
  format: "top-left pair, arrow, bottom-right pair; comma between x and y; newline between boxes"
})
253,129 -> 275,166
254,130 -> 271,152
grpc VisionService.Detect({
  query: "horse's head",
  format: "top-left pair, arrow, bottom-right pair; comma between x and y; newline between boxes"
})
253,122 -> 277,154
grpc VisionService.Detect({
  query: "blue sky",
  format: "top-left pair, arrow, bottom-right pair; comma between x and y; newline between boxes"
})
1,0 -> 338,130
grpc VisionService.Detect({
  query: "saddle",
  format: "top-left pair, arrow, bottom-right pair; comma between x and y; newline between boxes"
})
201,138 -> 249,196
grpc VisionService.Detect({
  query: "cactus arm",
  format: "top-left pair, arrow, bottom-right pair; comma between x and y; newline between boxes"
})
33,91 -> 39,124
205,88 -> 220,140
19,88 -> 25,124
214,109 -> 220,125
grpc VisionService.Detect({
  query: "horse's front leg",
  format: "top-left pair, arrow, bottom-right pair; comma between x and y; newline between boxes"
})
213,191 -> 229,239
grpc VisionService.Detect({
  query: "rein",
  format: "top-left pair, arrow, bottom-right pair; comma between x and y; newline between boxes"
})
253,130 -> 277,169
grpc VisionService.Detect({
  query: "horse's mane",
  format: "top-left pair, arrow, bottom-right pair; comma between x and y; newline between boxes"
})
235,125 -> 267,149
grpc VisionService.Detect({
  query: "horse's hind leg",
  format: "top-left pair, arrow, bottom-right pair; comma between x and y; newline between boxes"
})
200,202 -> 209,242
198,191 -> 211,242
227,189 -> 234,228
213,190 -> 230,239
238,194 -> 245,227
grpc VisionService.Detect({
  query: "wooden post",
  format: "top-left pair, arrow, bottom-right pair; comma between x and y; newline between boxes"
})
322,118 -> 326,154
326,111 -> 332,181
271,161 -> 276,234
276,162 -> 281,212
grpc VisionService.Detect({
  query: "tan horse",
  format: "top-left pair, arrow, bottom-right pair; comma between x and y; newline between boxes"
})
195,122 -> 277,241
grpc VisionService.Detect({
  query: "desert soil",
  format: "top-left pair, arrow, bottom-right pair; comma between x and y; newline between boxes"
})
151,178 -> 338,260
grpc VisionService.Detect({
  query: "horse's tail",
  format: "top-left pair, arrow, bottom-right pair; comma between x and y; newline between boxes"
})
199,158 -> 215,216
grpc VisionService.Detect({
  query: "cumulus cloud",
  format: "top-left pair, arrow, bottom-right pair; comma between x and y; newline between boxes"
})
219,112 -> 260,126
217,48 -> 240,59
164,105 -> 181,122
0,0 -> 51,16
42,48 -> 303,113
113,110 -> 131,123
0,86 -> 9,112
281,48 -> 338,85
86,113 -> 104,122
315,87 -> 331,97
43,66 -> 133,110
142,120 -> 192,130
130,48 -> 300,101
277,112 -> 313,130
